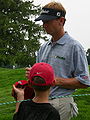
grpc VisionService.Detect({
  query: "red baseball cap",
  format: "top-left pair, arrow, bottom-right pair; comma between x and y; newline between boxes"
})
12,80 -> 34,100
28,62 -> 55,86
15,80 -> 28,86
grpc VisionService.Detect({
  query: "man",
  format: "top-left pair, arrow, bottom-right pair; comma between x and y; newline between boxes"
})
13,62 -> 60,120
26,2 -> 90,120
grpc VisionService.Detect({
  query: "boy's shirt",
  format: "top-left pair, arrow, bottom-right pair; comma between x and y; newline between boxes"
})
13,100 -> 60,120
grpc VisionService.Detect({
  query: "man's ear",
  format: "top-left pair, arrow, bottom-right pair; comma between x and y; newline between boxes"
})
59,17 -> 66,26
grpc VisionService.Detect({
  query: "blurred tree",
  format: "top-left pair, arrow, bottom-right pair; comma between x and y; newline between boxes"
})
0,0 -> 45,68
86,48 -> 90,65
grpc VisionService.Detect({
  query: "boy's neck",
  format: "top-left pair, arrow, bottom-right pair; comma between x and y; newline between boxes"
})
32,90 -> 49,103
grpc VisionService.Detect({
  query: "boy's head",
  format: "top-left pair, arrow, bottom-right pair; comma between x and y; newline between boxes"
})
28,62 -> 55,91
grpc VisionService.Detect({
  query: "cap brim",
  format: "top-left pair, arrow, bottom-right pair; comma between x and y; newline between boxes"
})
35,15 -> 57,21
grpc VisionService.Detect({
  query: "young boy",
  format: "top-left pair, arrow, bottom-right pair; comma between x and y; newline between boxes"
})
13,62 -> 60,120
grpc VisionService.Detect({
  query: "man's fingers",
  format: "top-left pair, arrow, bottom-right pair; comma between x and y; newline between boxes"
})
25,67 -> 32,71
25,67 -> 32,78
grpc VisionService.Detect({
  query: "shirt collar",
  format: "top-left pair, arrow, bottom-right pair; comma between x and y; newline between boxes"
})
48,32 -> 69,45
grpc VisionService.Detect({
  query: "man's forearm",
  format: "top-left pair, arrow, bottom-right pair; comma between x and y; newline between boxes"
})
55,77 -> 88,89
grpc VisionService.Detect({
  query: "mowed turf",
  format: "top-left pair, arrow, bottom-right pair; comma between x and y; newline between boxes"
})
0,68 -> 27,120
0,66 -> 90,120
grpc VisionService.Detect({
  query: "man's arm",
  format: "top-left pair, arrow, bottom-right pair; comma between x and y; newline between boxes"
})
55,77 -> 88,89
55,45 -> 90,89
25,67 -> 32,79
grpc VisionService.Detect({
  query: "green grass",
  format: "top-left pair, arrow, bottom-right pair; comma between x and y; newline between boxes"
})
0,67 -> 90,120
0,67 -> 27,120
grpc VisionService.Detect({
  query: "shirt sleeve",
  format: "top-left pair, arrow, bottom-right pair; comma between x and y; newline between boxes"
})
36,50 -> 39,63
73,44 -> 90,86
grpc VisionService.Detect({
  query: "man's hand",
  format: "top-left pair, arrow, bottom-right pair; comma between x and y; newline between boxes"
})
54,77 -> 64,86
25,67 -> 32,79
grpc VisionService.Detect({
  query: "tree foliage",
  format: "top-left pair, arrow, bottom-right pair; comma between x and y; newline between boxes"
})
86,48 -> 90,65
0,0 -> 44,67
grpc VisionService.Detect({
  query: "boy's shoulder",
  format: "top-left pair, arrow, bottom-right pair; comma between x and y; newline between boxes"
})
14,100 -> 60,120
46,104 -> 60,120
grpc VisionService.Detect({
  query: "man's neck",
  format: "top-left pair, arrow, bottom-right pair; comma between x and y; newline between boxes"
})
52,30 -> 65,42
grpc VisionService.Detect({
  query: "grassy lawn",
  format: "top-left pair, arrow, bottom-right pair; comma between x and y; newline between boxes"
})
0,68 -> 27,120
0,66 -> 90,120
